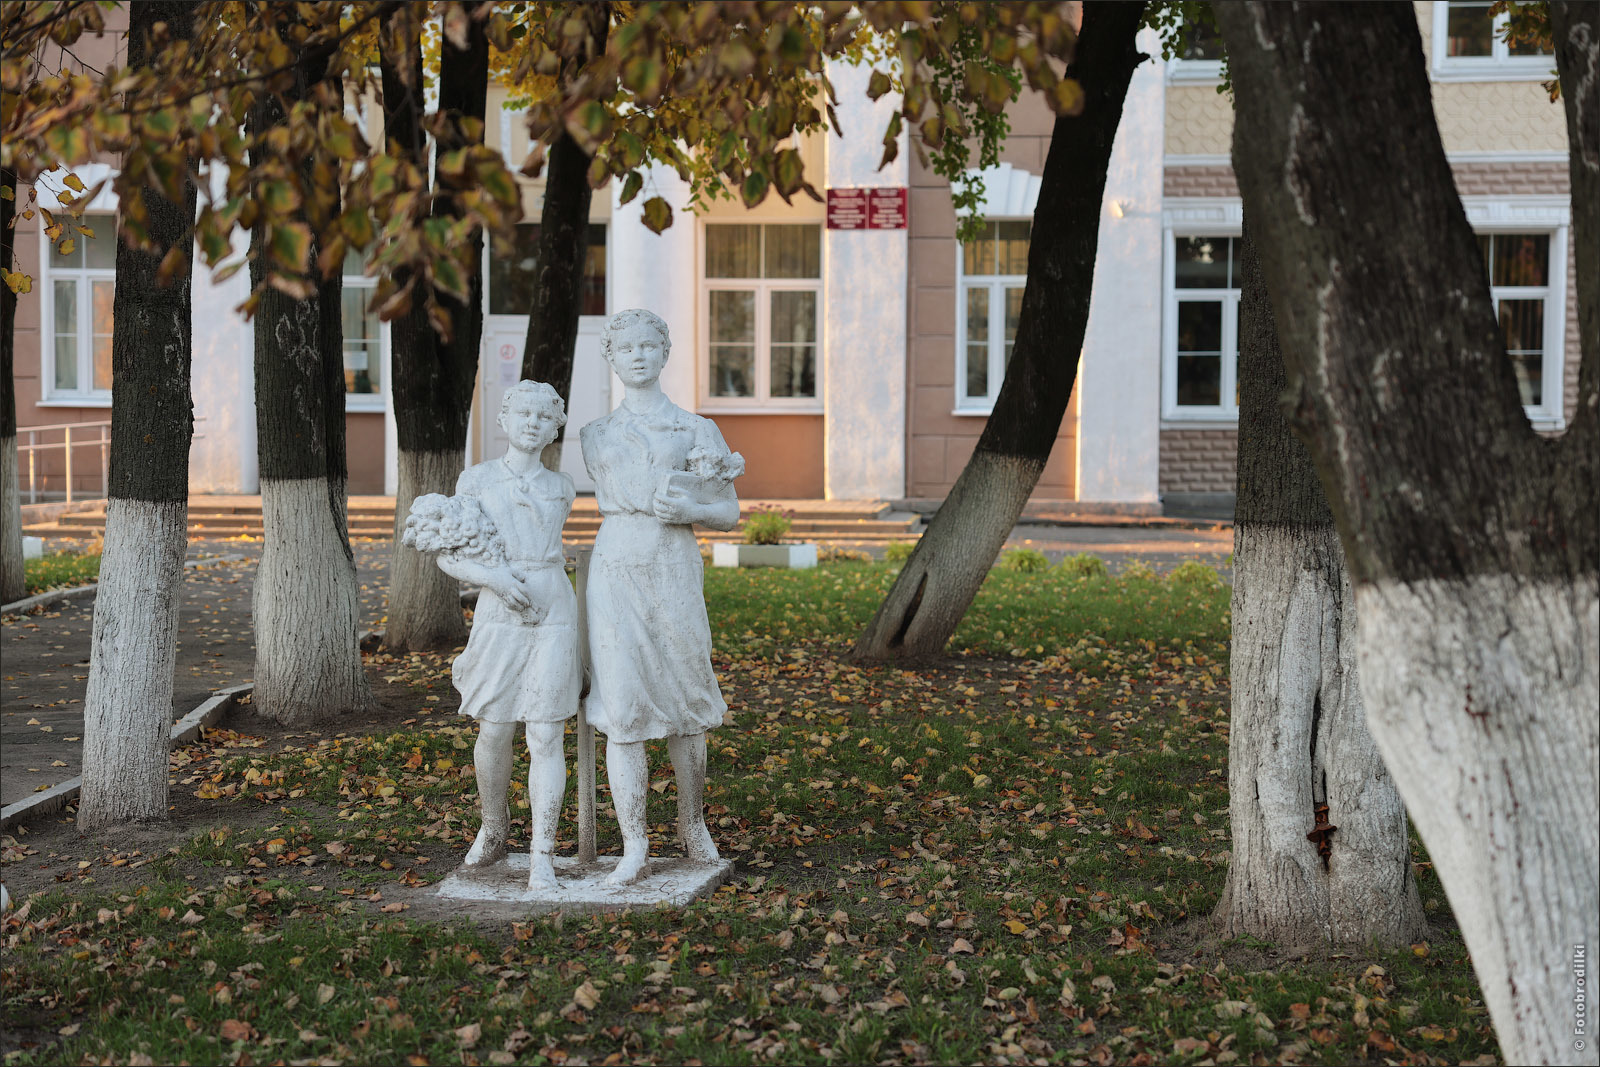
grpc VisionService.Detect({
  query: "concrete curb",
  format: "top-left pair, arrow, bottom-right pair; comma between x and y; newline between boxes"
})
2,574 -> 468,827
1016,517 -> 1233,532
1,554 -> 248,616
0,583 -> 100,615
0,682 -> 254,830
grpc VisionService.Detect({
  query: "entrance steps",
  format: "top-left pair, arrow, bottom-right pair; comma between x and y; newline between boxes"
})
24,496 -> 923,546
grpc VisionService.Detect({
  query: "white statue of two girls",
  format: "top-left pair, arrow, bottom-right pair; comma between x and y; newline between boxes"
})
403,309 -> 742,890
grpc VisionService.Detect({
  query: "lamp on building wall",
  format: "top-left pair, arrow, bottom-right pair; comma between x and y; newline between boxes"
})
1108,199 -> 1127,219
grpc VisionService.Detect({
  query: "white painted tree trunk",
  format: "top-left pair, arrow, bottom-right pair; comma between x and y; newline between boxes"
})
386,448 -> 467,652
854,451 -> 1040,659
78,499 -> 188,828
0,433 -> 22,604
254,477 -> 370,724
1356,576 -> 1598,1067
1218,523 -> 1425,944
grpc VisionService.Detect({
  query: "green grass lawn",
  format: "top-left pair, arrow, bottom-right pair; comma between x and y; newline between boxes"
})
20,550 -> 101,597
0,562 -> 1496,1065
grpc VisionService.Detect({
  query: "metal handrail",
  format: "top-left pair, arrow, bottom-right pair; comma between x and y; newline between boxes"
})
17,419 -> 110,505
16,418 -> 206,504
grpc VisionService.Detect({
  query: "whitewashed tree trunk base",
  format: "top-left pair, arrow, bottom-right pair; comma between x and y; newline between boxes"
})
1218,523 -> 1425,945
386,448 -> 468,652
0,433 -> 23,605
855,451 -> 1041,660
1356,575 -> 1599,1067
78,499 -> 188,829
254,477 -> 371,725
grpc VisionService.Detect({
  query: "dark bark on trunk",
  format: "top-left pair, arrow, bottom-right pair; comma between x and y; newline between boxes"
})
1232,223 -> 1330,530
1215,5 -> 1597,1061
249,14 -> 371,723
108,165 -> 197,504
1,162 -> 23,605
250,106 -> 349,496
1214,2 -> 1594,585
385,0 -> 485,465
522,4 -> 610,472
78,0 -> 199,829
1215,222 -> 1424,945
1,164 -> 14,445
852,1 -> 1148,662
380,2 -> 488,652
1550,2 -> 1597,441
525,131 -> 596,472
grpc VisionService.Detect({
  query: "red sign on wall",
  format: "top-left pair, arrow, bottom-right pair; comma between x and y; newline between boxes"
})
827,187 -> 908,230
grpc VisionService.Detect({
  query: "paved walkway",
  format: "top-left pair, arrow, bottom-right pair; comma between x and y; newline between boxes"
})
0,524 -> 1230,809
1,542 -> 392,808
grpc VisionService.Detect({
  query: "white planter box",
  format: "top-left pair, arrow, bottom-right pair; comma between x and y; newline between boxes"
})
712,543 -> 819,569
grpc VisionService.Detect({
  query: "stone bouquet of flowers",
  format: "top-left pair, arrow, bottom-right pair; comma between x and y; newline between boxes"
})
662,446 -> 746,505
403,493 -> 539,623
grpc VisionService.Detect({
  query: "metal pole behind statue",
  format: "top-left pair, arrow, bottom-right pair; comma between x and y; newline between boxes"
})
574,547 -> 597,863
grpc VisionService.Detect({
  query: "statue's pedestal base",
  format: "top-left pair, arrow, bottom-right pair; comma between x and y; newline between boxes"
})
434,853 -> 735,914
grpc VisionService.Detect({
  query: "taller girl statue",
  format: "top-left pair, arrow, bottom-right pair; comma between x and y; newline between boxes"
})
580,309 -> 744,886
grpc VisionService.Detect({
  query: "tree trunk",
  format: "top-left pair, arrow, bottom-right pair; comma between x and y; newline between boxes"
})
852,1 -> 1148,662
1214,224 -> 1425,946
1215,5 -> 1597,1063
1,163 -> 23,605
522,5 -> 609,472
523,127 -> 598,473
77,1 -> 199,829
1550,3 -> 1597,433
250,37 -> 371,725
380,4 -> 485,653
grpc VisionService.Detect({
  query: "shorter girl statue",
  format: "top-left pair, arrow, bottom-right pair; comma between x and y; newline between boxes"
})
402,380 -> 579,892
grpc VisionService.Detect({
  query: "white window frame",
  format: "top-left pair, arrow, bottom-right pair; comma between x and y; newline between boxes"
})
1166,56 -> 1223,85
340,267 -> 386,412
1165,14 -> 1224,85
697,222 -> 824,413
953,220 -> 1030,415
39,214 -> 117,405
1158,197 -> 1570,429
1161,200 -> 1243,423
1463,196 -> 1570,429
36,166 -> 119,407
1431,1 -> 1555,82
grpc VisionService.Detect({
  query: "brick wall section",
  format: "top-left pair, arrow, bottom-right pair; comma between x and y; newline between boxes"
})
1159,428 -> 1237,495
906,89 -> 1079,502
1450,160 -> 1569,195
1163,166 -> 1238,199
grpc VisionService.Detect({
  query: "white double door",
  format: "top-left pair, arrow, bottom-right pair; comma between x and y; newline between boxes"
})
479,315 -> 611,492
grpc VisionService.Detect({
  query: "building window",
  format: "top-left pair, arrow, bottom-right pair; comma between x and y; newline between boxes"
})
1166,15 -> 1224,84
1479,232 -> 1558,413
1163,234 -> 1240,419
41,212 -> 116,401
700,223 -> 821,407
487,222 -> 607,317
1160,226 -> 1566,425
954,220 -> 1029,413
341,248 -> 382,400
1432,1 -> 1553,80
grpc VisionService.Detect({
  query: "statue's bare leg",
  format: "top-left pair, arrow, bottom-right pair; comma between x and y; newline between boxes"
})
605,738 -> 650,886
525,721 -> 567,891
668,732 -> 719,862
464,721 -> 517,868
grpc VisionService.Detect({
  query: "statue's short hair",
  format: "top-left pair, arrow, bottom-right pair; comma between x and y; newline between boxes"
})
600,308 -> 672,365
497,379 -> 567,431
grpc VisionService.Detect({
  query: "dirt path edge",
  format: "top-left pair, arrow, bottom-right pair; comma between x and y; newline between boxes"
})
0,682 -> 253,831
